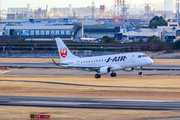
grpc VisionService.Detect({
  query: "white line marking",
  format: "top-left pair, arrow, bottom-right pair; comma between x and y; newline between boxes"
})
0,70 -> 11,74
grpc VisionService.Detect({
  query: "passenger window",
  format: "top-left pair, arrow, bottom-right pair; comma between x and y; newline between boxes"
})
138,55 -> 141,58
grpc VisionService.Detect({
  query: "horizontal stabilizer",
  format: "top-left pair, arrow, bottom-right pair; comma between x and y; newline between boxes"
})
52,59 -> 68,66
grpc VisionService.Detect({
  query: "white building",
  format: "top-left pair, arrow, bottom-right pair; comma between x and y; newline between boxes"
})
78,7 -> 99,18
155,10 -> 174,19
123,28 -> 176,42
50,7 -> 99,18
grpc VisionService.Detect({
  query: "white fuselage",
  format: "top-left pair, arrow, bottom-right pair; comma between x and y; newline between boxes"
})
62,53 -> 153,71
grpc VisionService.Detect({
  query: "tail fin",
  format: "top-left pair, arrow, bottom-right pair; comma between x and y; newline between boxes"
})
55,38 -> 79,62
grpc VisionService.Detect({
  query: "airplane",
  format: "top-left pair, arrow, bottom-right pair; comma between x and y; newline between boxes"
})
52,38 -> 154,78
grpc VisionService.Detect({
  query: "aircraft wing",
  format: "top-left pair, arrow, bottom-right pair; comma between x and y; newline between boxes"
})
63,65 -> 100,71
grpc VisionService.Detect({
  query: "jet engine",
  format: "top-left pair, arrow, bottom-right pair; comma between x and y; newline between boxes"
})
100,66 -> 111,74
123,68 -> 135,72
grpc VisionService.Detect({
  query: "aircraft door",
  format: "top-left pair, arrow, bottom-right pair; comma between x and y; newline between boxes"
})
76,60 -> 80,65
131,55 -> 135,63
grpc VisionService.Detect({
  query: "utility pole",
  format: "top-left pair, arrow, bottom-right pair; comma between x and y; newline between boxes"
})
176,0 -> 180,22
92,0 -> 95,24
113,0 -> 127,24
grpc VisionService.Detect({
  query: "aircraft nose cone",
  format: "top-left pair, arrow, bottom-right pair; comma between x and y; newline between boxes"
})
149,59 -> 154,65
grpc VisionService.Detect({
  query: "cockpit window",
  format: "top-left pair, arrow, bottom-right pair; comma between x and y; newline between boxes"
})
138,55 -> 147,58
142,55 -> 147,57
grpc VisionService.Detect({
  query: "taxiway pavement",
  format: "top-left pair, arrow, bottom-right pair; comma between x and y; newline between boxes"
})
0,63 -> 180,71
0,62 -> 180,76
1,70 -> 180,76
0,95 -> 180,110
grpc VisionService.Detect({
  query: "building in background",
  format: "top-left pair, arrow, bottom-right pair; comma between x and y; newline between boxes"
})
3,21 -> 73,41
50,7 -> 71,18
99,5 -> 112,18
50,6 -> 100,19
155,10 -> 174,19
74,24 -> 120,41
8,7 -> 28,14
145,4 -> 152,13
7,4 -> 48,19
34,8 -> 48,19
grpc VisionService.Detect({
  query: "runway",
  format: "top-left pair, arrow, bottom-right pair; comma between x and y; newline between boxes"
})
0,62 -> 180,70
1,95 -> 180,110
0,69 -> 180,76
0,62 -> 180,76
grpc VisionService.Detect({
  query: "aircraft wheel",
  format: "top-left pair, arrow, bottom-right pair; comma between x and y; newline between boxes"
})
113,73 -> 116,77
98,74 -> 101,78
95,74 -> 101,78
95,74 -> 99,79
139,72 -> 143,75
110,73 -> 116,77
110,73 -> 114,77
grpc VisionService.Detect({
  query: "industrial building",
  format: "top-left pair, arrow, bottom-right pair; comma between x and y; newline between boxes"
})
74,24 -> 120,41
122,27 -> 176,42
1,18 -> 177,43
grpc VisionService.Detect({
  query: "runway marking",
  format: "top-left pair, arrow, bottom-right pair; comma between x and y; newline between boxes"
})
0,79 -> 180,90
0,70 -> 10,75
11,101 -> 101,105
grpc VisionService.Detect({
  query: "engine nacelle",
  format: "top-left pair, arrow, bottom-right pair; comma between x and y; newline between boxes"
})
100,66 -> 111,74
123,68 -> 135,72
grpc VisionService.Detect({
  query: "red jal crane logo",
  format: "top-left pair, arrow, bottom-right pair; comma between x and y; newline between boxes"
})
60,47 -> 67,58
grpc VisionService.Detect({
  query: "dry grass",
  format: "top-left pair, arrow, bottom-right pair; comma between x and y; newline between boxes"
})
1,75 -> 180,120
153,59 -> 180,65
1,75 -> 180,100
0,106 -> 180,120
0,58 -> 60,63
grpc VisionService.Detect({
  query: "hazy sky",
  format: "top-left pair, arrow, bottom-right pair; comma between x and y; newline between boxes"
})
3,0 -> 165,9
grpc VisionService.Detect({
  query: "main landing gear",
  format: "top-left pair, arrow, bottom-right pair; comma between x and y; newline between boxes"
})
95,73 -> 101,79
110,72 -> 116,77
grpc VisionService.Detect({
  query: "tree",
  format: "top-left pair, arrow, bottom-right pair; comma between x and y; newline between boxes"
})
149,16 -> 167,28
147,35 -> 161,43
100,36 -> 116,44
139,38 -> 144,44
174,39 -> 180,49
157,19 -> 167,26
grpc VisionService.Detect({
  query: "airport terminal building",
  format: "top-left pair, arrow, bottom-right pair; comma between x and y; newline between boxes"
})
4,21 -> 74,41
2,19 -> 121,41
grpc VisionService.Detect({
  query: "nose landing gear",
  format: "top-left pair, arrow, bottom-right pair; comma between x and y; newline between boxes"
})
138,67 -> 143,76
